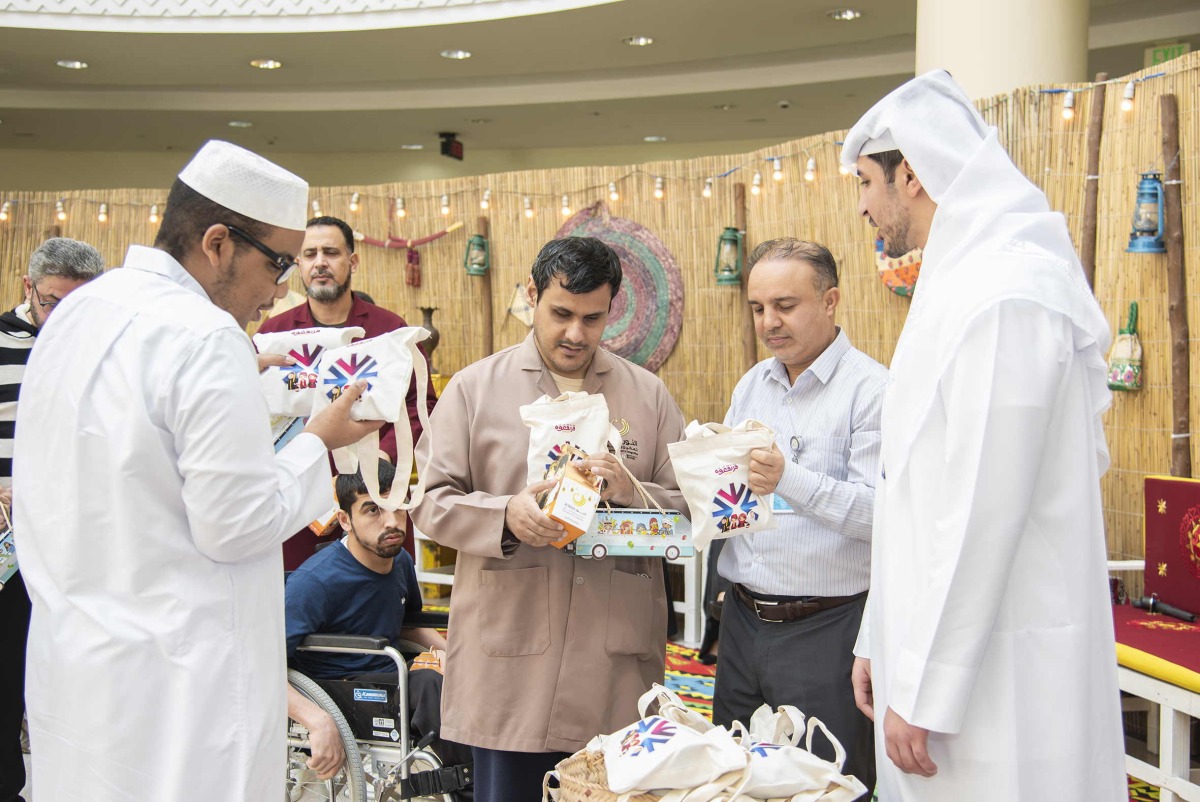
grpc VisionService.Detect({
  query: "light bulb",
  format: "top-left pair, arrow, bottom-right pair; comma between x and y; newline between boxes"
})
772,158 -> 783,181
395,197 -> 406,218
609,182 -> 619,202
311,200 -> 322,216
838,162 -> 851,176
480,189 -> 491,210
654,176 -> 664,200
702,178 -> 713,198
804,158 -> 816,182
561,195 -> 571,216
1121,81 -> 1135,113
523,196 -> 534,218
0,201 -> 9,222
149,204 -> 159,224
440,194 -> 450,216
97,202 -> 108,223
1061,91 -> 1075,121
751,171 -> 762,195
349,192 -> 360,212
56,200 -> 66,221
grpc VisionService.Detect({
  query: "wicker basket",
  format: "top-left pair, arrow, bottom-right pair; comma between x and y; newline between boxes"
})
542,749 -> 660,802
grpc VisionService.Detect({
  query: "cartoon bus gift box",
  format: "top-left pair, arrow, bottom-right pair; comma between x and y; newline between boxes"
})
537,445 -> 604,548
569,508 -> 694,561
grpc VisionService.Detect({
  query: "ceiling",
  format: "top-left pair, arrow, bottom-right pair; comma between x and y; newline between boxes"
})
0,0 -> 1196,166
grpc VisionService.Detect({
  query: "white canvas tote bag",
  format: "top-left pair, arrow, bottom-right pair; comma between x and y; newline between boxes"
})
666,420 -> 777,551
519,392 -> 618,485
253,325 -> 366,416
308,327 -> 431,511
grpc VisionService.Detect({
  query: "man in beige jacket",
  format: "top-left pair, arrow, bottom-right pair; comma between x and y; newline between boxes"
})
412,236 -> 687,802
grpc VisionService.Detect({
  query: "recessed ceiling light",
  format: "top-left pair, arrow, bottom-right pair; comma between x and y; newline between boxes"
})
467,118 -> 491,124
228,120 -> 253,128
643,135 -> 667,142
250,59 -> 283,70
440,49 -> 472,60
622,36 -> 654,46
400,144 -> 424,150
56,60 -> 88,70
827,8 -> 862,21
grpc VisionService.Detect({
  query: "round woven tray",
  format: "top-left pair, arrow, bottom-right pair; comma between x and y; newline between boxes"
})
545,749 -> 660,802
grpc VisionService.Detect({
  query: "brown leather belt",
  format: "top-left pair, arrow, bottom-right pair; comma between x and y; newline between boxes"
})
733,584 -> 866,624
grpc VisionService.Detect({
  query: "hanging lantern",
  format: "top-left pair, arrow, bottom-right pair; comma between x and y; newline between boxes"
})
464,233 -> 489,276
1127,172 -> 1166,254
714,227 -> 743,286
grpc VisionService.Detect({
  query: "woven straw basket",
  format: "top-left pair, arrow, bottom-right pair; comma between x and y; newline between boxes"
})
542,749 -> 659,802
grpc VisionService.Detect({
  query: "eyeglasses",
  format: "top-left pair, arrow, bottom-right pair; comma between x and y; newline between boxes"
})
30,285 -> 60,310
227,225 -> 297,285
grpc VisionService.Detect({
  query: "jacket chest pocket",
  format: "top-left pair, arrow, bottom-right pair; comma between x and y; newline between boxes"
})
605,569 -> 655,658
478,566 -> 551,657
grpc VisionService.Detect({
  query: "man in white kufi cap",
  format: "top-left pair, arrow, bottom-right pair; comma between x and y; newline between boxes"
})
840,72 -> 1124,801
14,141 -> 380,801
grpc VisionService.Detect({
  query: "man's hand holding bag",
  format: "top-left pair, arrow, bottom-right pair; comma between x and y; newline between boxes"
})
666,420 -> 777,551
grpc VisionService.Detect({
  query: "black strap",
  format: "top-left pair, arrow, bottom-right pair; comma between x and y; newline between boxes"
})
399,762 -> 473,798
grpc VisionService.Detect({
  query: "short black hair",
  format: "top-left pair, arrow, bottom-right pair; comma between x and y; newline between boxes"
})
530,237 -> 622,302
335,459 -> 396,514
153,179 -> 273,264
867,149 -> 906,184
747,238 -> 839,293
307,215 -> 355,253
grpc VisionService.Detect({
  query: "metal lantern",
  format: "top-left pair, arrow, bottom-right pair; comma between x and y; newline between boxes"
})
1127,172 -> 1167,254
464,233 -> 489,276
714,227 -> 743,286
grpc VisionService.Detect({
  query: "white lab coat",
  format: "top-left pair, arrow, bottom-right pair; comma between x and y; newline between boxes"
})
844,73 -> 1125,800
14,245 -> 334,801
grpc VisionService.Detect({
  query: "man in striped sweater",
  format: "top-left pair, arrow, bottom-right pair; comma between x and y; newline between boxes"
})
0,237 -> 103,802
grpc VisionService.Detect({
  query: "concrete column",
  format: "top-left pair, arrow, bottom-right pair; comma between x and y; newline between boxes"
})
916,0 -> 1089,99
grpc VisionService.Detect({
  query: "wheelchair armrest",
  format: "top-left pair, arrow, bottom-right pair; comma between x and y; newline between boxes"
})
406,610 -> 449,629
300,634 -> 389,651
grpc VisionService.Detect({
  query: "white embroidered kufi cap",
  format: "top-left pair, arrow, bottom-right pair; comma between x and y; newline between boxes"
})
177,140 -> 308,231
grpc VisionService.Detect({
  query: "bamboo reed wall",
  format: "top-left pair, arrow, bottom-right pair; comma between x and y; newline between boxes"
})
1,52 -> 1197,567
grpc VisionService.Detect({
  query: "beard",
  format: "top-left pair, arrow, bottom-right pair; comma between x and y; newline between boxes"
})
27,300 -> 45,330
881,217 -> 914,259
307,273 -> 351,303
370,533 -> 406,559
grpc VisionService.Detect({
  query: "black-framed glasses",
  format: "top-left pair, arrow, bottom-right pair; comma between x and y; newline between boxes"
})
227,225 -> 297,285
30,285 -> 60,310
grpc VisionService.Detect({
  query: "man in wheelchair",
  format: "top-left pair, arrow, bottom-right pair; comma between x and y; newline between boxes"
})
285,460 -> 472,800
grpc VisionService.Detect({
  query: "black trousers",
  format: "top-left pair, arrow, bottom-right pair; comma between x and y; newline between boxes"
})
471,747 -> 569,802
0,573 -> 30,802
713,590 -> 875,800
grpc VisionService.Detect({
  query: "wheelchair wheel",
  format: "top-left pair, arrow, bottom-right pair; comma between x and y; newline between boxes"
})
287,669 -> 368,802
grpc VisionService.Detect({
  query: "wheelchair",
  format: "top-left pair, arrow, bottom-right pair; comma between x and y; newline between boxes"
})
285,617 -> 472,802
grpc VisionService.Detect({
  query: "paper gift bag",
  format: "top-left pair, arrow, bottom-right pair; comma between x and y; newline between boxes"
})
309,327 -> 432,511
666,420 -> 776,551
253,325 -> 366,416
519,392 -> 617,485
1107,301 -> 1142,392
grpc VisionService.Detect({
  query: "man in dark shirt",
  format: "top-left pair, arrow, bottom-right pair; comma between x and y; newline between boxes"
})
285,460 -> 454,783
256,215 -> 437,566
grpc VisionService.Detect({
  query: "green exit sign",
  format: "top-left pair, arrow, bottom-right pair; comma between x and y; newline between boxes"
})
1144,43 -> 1191,67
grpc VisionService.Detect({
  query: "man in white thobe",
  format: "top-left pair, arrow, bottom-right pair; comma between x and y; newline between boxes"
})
14,140 -> 380,801
841,71 -> 1124,801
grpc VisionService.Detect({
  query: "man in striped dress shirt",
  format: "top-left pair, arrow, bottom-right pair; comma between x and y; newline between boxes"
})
0,237 -> 104,802
713,238 -> 885,798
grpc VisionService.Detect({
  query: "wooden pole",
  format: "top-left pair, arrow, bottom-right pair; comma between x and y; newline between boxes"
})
734,183 -> 757,374
1160,94 -> 1192,478
1080,72 -> 1107,291
477,215 -> 494,358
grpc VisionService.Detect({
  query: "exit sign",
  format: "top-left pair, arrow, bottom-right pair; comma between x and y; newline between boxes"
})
1145,42 -> 1190,67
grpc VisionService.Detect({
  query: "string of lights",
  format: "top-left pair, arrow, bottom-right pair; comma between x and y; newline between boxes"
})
0,60 -> 1190,225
